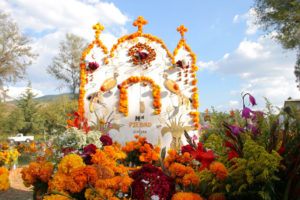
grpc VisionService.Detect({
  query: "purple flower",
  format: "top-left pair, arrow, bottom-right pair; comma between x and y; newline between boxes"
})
249,94 -> 257,106
242,107 -> 253,119
229,125 -> 244,137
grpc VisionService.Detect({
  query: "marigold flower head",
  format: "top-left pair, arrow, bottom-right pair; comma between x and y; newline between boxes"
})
168,162 -> 194,178
48,172 -> 68,192
209,162 -> 228,181
104,145 -> 127,161
171,192 -> 203,200
182,172 -> 200,187
58,154 -> 85,174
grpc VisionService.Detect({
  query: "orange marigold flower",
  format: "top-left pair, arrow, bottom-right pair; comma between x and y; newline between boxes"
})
182,172 -> 200,187
84,165 -> 98,185
172,192 -> 203,200
120,175 -> 134,193
210,162 -> 228,181
169,163 -> 194,178
39,162 -> 54,183
71,167 -> 88,193
48,172 -> 68,192
104,145 -> 127,161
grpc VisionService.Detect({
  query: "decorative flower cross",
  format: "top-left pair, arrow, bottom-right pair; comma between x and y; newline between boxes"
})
92,22 -> 104,39
177,25 -> 188,37
133,16 -> 148,33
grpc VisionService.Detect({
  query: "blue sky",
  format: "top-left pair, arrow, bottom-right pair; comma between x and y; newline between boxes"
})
1,0 -> 298,111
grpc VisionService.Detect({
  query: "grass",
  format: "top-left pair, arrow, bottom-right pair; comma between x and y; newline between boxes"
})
18,153 -> 36,167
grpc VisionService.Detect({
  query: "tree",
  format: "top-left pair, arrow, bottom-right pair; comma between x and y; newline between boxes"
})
39,95 -> 78,135
254,0 -> 300,87
47,33 -> 87,99
16,82 -> 43,135
0,10 -> 37,86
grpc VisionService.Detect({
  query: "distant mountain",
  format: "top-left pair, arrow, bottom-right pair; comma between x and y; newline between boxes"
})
33,93 -> 77,102
7,93 -> 78,104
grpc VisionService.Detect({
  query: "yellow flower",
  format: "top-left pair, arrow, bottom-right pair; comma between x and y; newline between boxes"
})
0,167 -> 9,191
58,154 -> 85,174
210,162 -> 228,181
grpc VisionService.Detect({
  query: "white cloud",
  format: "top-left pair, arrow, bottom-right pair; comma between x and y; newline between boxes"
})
1,0 -> 129,95
233,14 -> 239,23
233,8 -> 261,35
198,60 -> 216,71
229,100 -> 239,108
1,86 -> 43,101
198,34 -> 299,108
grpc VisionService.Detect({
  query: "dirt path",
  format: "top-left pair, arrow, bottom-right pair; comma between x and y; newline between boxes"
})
0,168 -> 33,200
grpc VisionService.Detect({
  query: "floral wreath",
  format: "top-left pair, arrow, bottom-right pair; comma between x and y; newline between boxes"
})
128,42 -> 156,66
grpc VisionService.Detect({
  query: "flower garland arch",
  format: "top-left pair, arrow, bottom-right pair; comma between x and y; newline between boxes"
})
118,76 -> 161,116
110,16 -> 175,65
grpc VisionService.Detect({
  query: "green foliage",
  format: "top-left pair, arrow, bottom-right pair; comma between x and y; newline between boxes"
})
201,107 -> 244,142
5,107 -> 24,135
16,82 -> 43,135
47,33 -> 87,99
254,0 -> 300,50
39,95 -> 78,135
197,169 -> 222,196
203,134 -> 227,164
224,136 -> 281,199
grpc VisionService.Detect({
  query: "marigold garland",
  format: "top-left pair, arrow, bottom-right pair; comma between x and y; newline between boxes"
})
118,76 -> 161,116
78,17 -> 200,120
173,25 -> 200,129
110,16 -> 174,65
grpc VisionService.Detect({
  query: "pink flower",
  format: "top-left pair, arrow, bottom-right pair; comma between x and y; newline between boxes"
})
249,94 -> 257,106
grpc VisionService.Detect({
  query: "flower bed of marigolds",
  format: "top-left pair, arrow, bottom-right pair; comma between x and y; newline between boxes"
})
0,94 -> 299,200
